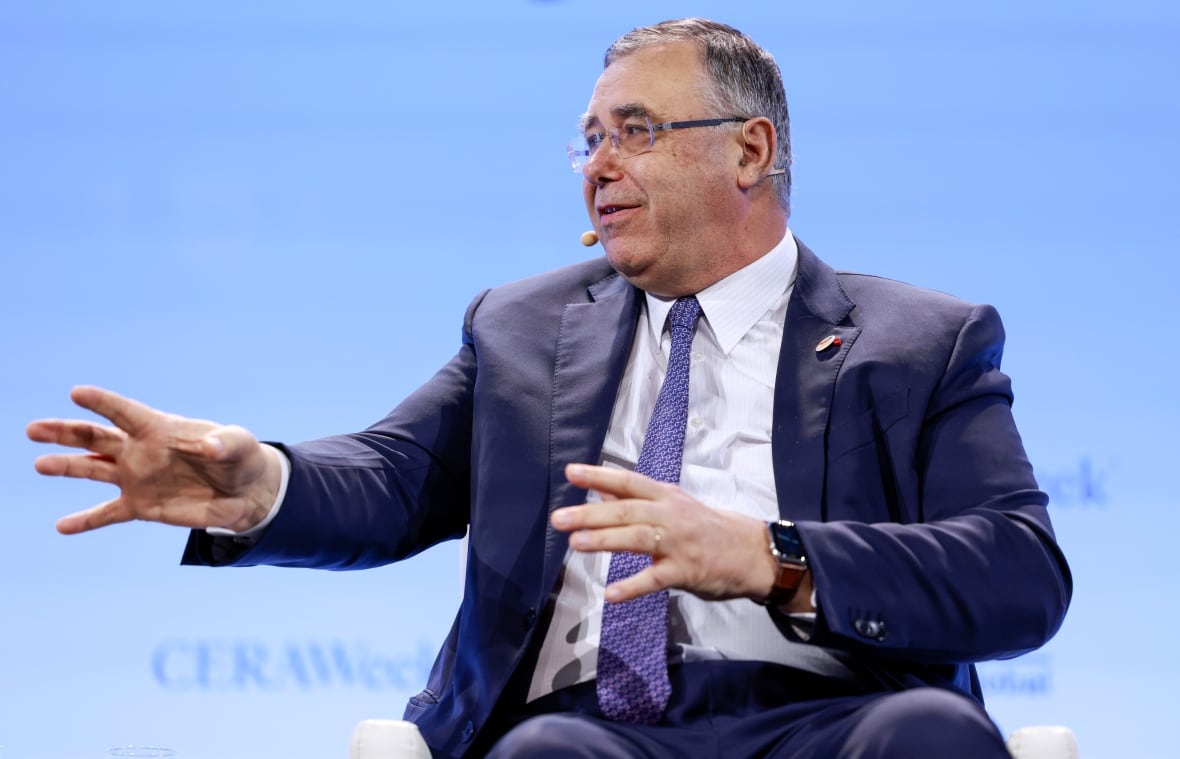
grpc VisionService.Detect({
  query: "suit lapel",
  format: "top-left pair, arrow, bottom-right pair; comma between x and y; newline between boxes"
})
543,271 -> 640,585
772,240 -> 860,522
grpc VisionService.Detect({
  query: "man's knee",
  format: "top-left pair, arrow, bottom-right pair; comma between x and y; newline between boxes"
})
485,714 -> 633,759
841,688 -> 1009,759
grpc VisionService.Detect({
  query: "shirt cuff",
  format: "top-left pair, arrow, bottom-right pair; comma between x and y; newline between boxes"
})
784,588 -> 820,640
204,445 -> 290,538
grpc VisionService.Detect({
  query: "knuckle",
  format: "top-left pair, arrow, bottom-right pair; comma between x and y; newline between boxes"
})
76,424 -> 96,448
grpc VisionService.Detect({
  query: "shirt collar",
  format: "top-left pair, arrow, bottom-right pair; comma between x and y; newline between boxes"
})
644,230 -> 799,354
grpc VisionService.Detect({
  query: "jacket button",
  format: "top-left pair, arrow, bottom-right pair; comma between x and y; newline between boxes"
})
524,607 -> 537,628
461,720 -> 475,743
855,618 -> 887,641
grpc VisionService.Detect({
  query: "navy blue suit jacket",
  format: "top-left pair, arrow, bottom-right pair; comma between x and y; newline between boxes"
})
184,240 -> 1071,757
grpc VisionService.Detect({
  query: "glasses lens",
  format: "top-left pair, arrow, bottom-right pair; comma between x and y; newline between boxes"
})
566,117 -> 654,172
616,119 -> 654,158
567,136 -> 591,172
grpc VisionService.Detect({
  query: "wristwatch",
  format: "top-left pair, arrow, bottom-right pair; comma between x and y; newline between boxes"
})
760,520 -> 808,606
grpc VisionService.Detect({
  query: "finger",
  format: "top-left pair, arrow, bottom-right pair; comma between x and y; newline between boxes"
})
552,498 -> 655,532
70,385 -> 160,437
212,425 -> 259,460
33,453 -> 119,484
26,419 -> 125,456
55,497 -> 132,535
170,423 -> 258,463
565,463 -> 665,500
605,563 -> 678,603
569,523 -> 662,556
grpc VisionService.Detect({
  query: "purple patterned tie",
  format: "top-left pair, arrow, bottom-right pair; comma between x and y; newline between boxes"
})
597,295 -> 701,723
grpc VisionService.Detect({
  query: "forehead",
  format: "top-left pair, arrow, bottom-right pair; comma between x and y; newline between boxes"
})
583,40 -> 711,125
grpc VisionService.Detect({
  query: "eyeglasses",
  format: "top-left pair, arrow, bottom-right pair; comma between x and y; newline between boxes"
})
567,116 -> 748,172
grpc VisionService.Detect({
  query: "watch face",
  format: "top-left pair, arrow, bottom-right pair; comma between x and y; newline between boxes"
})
771,521 -> 805,562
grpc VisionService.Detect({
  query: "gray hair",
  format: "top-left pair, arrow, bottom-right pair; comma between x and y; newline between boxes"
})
604,18 -> 792,211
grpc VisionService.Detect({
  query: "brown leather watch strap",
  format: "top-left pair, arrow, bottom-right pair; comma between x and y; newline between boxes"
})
765,560 -> 808,606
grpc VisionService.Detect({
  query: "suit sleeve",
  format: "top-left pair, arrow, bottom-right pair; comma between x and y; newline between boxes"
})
182,290 -> 490,570
793,304 -> 1072,663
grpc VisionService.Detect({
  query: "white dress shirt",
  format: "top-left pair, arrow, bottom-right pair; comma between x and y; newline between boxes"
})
527,231 -> 852,702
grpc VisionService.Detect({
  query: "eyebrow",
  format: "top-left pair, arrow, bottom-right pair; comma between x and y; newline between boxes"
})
578,103 -> 656,133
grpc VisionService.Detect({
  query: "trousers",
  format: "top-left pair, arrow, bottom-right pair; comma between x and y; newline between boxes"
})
483,660 -> 1009,758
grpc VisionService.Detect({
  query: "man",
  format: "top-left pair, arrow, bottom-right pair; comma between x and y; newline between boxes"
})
28,18 -> 1070,758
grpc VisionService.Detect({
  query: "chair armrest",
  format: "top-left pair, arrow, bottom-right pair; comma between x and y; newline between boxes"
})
1006,725 -> 1079,759
349,719 -> 431,759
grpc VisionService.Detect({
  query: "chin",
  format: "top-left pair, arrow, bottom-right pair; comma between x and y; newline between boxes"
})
603,243 -> 646,277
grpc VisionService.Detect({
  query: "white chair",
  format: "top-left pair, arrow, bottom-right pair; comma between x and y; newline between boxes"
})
350,718 -> 1079,758
349,719 -> 430,759
1007,725 -> 1080,758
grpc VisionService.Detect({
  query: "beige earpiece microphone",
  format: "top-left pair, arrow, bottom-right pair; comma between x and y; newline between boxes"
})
580,230 -> 599,246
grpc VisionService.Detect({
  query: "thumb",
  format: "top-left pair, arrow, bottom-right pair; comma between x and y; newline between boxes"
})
200,424 -> 259,462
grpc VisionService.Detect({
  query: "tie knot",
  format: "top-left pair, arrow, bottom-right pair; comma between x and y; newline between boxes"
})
668,296 -> 701,332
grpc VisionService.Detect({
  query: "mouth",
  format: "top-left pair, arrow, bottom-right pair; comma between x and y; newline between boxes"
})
597,202 -> 639,221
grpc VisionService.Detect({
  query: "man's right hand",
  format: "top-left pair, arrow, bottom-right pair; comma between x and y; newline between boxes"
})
27,385 -> 281,535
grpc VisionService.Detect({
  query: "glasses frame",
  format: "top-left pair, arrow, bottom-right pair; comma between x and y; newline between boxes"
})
568,116 -> 749,172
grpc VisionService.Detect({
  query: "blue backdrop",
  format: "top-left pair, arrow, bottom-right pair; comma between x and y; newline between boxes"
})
3,1 -> 1177,757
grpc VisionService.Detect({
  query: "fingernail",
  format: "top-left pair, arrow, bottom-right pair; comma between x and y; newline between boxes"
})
204,435 -> 225,457
567,464 -> 586,478
551,509 -> 570,528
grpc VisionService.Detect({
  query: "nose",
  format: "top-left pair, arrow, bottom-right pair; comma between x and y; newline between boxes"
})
581,142 -> 623,186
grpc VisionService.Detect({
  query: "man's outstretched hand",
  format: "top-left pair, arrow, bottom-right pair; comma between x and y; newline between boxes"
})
27,385 -> 281,535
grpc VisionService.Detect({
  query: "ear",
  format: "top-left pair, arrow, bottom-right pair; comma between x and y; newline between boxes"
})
735,117 -> 777,191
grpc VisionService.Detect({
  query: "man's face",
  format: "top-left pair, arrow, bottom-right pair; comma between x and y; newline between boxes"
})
580,41 -> 746,297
